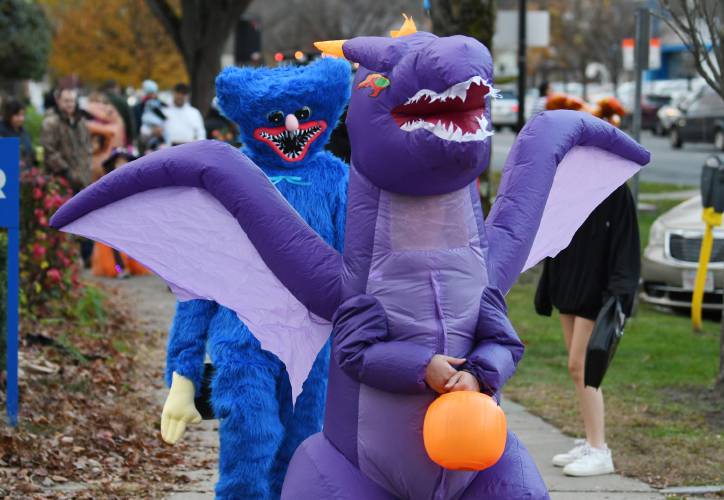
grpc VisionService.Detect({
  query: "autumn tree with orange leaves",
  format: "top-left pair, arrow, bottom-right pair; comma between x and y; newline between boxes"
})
41,0 -> 186,89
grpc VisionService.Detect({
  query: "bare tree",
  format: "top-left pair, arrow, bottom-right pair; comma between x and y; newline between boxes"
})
428,0 -> 496,44
247,0 -> 426,53
657,0 -> 723,101
547,0 -> 636,97
145,0 -> 253,115
427,0 -> 495,212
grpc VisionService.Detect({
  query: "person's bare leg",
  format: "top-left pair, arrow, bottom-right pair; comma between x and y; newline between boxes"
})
559,314 -> 575,352
568,316 -> 605,449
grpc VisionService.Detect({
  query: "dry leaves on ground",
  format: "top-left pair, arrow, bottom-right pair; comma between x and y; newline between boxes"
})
0,283 -> 213,499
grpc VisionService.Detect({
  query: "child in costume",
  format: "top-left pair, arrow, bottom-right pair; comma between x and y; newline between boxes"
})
161,58 -> 350,499
51,17 -> 649,500
91,148 -> 150,278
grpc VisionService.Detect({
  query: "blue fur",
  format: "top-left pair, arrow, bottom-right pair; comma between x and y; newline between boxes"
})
165,58 -> 350,500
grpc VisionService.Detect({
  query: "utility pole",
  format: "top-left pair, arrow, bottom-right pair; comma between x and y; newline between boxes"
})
630,7 -> 650,206
516,0 -> 527,131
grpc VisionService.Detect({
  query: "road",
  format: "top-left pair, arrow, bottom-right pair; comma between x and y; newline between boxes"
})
490,128 -> 721,187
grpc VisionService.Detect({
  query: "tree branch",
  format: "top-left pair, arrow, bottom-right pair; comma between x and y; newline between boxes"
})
657,0 -> 723,100
144,0 -> 184,55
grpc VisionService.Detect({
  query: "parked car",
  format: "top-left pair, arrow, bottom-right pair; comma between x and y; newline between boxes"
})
655,103 -> 683,136
641,195 -> 724,311
491,89 -> 519,130
620,93 -> 671,131
669,86 -> 724,151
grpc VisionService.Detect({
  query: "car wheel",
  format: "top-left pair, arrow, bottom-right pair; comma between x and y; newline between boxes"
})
670,127 -> 683,149
715,129 -> 724,152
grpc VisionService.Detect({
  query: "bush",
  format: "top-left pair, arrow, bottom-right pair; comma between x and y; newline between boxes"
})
19,168 -> 81,319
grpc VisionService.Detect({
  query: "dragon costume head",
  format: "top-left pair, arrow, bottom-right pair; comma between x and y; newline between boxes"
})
216,58 -> 352,168
316,16 -> 495,196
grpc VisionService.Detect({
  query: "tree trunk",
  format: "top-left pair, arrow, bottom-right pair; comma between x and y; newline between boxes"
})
186,51 -> 222,117
429,0 -> 496,213
146,0 -> 252,116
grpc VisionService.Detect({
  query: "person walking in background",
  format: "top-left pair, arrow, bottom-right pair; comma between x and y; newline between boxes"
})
101,80 -> 135,149
91,148 -> 150,279
133,79 -> 159,138
84,91 -> 126,181
0,97 -> 36,168
530,81 -> 551,117
41,87 -> 94,266
41,87 -> 92,193
204,97 -> 239,145
164,83 -> 205,146
534,183 -> 640,477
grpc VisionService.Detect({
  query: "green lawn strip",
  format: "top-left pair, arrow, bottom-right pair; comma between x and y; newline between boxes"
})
505,275 -> 723,487
638,181 -> 692,194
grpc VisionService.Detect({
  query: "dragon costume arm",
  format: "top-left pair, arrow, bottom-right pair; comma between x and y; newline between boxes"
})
461,287 -> 524,396
333,295 -> 436,394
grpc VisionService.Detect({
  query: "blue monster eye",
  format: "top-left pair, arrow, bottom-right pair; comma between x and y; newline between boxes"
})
267,110 -> 284,125
294,106 -> 311,120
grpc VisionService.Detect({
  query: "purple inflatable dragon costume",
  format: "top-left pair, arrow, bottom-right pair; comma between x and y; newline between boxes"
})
51,26 -> 649,500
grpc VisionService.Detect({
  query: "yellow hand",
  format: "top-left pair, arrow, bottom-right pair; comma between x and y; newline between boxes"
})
161,372 -> 202,445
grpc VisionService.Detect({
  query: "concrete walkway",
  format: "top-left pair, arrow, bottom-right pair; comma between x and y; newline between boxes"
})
503,400 -> 663,500
116,276 -> 662,499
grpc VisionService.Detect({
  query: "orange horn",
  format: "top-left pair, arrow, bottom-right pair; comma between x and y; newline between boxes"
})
313,40 -> 347,59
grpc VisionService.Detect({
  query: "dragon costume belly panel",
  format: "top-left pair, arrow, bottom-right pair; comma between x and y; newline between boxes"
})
354,187 -> 488,499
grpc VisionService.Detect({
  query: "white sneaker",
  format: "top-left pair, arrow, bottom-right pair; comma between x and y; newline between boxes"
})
562,445 -> 614,477
552,439 -> 588,467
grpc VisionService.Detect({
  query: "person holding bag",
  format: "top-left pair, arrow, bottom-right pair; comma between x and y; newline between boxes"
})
535,182 -> 640,477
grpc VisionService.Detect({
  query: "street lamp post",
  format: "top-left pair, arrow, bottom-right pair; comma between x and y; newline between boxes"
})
516,0 -> 527,132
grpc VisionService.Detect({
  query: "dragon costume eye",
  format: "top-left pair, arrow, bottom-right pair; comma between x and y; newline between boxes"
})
294,106 -> 311,120
358,73 -> 391,97
267,110 -> 284,125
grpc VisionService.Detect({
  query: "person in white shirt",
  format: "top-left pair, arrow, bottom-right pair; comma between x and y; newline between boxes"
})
164,83 -> 206,146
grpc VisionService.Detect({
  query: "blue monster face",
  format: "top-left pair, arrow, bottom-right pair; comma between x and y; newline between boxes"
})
216,58 -> 352,168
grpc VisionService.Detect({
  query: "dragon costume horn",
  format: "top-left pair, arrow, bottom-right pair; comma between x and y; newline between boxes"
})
390,14 -> 417,38
314,40 -> 347,58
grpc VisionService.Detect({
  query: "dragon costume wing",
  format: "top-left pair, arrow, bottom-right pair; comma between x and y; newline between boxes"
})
51,141 -> 342,400
486,110 -> 650,295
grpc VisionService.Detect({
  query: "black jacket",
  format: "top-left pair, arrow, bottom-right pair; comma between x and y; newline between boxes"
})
535,184 -> 640,320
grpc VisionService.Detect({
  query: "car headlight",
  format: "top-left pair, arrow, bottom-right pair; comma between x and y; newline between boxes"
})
649,220 -> 667,246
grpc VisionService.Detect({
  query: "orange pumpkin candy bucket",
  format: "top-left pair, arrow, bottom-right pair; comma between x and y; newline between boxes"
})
423,391 -> 507,471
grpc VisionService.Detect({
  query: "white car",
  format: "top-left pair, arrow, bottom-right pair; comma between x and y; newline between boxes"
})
491,89 -> 519,130
641,196 -> 724,310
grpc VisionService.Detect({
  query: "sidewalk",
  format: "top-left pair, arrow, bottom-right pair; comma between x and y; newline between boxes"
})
120,276 -> 662,499
502,400 -> 663,500
102,275 -> 219,499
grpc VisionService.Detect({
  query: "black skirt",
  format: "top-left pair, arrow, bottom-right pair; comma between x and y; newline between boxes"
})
535,185 -> 640,320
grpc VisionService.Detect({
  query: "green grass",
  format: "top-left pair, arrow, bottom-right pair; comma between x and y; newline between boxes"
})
506,270 -> 723,486
638,181 -> 692,194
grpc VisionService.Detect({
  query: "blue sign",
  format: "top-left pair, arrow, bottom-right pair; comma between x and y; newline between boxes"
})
1,138 -> 19,427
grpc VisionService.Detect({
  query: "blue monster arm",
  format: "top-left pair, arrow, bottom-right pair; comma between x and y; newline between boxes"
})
165,299 -> 218,392
462,287 -> 524,396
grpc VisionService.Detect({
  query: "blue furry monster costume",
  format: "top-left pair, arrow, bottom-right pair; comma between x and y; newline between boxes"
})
164,58 -> 351,500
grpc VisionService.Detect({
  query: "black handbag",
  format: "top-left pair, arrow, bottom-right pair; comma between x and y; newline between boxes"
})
584,296 -> 625,388
194,362 -> 216,420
